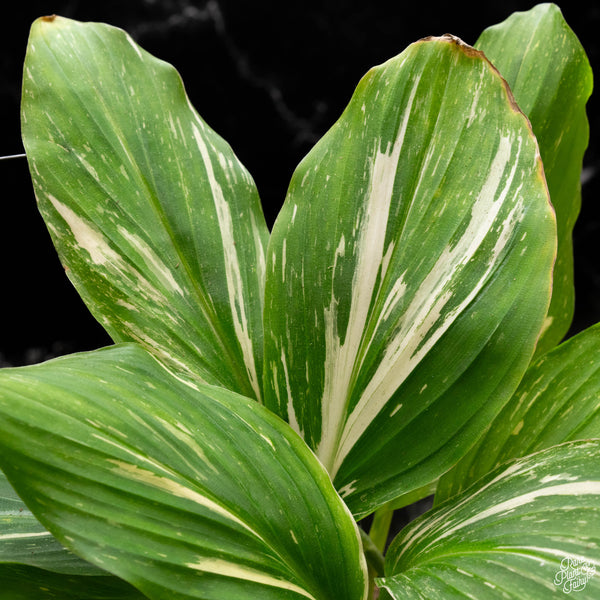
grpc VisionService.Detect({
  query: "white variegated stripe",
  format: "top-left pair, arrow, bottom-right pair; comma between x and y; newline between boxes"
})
154,418 -> 218,479
27,24 -> 269,397
47,194 -> 122,267
119,323 -> 208,378
392,460 -> 529,565
383,547 -> 599,597
0,531 -> 53,540
46,194 -> 186,312
317,75 -> 422,472
323,127 -> 526,475
191,120 -> 262,401
117,227 -> 184,296
280,349 -> 303,437
493,545 -> 600,568
336,134 -> 525,474
108,459 -> 264,540
46,189 -> 233,387
125,34 -> 143,60
250,209 -> 267,310
73,152 -> 101,183
185,557 -> 318,599
432,481 -> 600,546
391,447 -> 600,571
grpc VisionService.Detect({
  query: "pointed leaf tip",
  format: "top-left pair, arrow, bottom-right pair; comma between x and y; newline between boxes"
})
475,2 -> 593,355
264,33 -> 555,517
22,16 -> 269,397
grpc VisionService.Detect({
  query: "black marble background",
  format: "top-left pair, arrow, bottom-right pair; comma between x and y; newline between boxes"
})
1,0 -> 598,365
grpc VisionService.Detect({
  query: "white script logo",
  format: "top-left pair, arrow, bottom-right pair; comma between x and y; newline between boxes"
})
553,556 -> 596,594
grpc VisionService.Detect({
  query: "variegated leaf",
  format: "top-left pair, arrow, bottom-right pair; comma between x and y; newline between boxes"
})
0,344 -> 368,600
436,322 -> 600,503
476,3 -> 593,356
0,565 -> 149,600
379,440 -> 600,600
0,469 -> 103,575
0,470 -> 148,598
263,35 -> 556,517
21,16 -> 268,398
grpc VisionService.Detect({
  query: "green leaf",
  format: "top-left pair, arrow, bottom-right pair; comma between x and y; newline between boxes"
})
0,345 -> 368,600
0,469 -> 104,575
0,564 -> 149,600
436,322 -> 600,503
1,471 -> 146,599
21,16 -> 268,399
475,3 -> 593,356
263,34 -> 556,518
379,440 -> 600,599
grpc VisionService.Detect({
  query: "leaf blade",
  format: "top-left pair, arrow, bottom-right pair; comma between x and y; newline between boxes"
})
0,469 -> 107,576
0,564 -> 149,600
436,322 -> 600,503
0,345 -> 367,600
263,35 -> 555,517
22,16 -> 268,397
475,3 -> 593,355
380,441 -> 600,599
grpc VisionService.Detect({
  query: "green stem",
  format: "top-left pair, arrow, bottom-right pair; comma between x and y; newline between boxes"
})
360,527 -> 385,576
369,505 -> 394,553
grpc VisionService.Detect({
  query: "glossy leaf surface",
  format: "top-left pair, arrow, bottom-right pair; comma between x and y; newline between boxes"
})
0,565 -> 148,600
0,470 -> 148,598
380,441 -> 600,599
0,469 -> 104,575
263,34 -> 555,517
21,16 -> 268,398
0,345 -> 367,600
476,3 -> 593,355
436,322 -> 600,503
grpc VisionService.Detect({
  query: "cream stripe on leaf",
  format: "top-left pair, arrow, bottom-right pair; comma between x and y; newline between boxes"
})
436,322 -> 600,504
1,468 -> 102,576
379,440 -> 600,599
0,471 -> 148,598
263,35 -> 556,518
395,2 -> 593,514
0,344 -> 368,600
475,3 -> 593,357
21,17 -> 268,399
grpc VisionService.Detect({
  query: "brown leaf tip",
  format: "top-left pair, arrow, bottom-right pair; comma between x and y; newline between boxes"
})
419,33 -> 483,59
438,33 -> 470,46
41,14 -> 57,22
